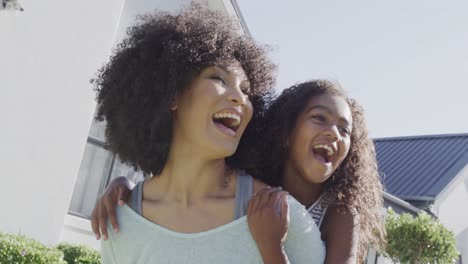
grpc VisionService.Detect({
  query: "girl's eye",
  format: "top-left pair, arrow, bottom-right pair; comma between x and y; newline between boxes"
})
340,127 -> 351,135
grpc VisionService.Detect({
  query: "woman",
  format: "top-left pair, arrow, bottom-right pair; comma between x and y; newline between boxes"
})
92,5 -> 325,263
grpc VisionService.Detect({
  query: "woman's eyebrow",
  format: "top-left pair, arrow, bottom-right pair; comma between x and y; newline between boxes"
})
213,66 -> 229,75
214,65 -> 249,83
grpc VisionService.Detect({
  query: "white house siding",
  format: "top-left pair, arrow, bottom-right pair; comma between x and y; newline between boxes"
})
0,0 -> 125,246
0,0 -> 240,249
433,164 -> 468,263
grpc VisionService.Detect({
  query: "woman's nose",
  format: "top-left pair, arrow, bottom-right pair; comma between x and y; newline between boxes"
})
228,84 -> 247,106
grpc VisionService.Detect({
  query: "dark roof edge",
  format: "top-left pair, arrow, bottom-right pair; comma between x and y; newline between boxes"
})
398,195 -> 435,201
229,0 -> 252,36
374,133 -> 468,142
384,192 -> 421,214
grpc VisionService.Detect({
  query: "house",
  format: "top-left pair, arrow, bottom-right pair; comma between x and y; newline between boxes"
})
375,134 -> 468,262
0,0 -> 247,250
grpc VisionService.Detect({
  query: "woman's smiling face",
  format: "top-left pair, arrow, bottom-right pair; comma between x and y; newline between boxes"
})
171,61 -> 253,159
284,94 -> 353,184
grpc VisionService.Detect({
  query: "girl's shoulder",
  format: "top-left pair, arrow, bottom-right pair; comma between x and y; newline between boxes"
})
321,201 -> 360,235
320,204 -> 360,263
321,203 -> 360,240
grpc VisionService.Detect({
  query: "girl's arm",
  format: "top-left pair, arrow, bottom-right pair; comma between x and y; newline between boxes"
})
91,176 -> 134,240
321,205 -> 360,264
247,187 -> 290,264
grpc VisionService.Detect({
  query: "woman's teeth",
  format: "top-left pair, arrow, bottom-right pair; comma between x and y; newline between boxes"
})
213,113 -> 241,126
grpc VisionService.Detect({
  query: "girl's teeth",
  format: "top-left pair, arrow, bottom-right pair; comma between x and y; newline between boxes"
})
313,144 -> 334,157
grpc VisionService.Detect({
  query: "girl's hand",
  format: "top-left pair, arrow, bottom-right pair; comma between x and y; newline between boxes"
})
91,176 -> 133,240
247,187 -> 290,263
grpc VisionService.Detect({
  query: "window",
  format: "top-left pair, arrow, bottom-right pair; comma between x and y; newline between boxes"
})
68,119 -> 144,219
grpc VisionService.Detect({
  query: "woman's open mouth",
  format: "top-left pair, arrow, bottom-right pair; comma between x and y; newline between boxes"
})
212,112 -> 241,137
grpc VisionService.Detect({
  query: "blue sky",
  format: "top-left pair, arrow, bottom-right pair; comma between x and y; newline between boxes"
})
236,0 -> 468,138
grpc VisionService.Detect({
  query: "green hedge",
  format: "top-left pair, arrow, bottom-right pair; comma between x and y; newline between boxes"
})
0,232 -> 100,264
383,208 -> 459,264
57,243 -> 100,264
0,232 -> 66,264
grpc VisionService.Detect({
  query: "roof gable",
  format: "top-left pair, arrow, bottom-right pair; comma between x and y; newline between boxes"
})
375,134 -> 468,199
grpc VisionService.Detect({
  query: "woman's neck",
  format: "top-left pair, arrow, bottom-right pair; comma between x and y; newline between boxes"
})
146,143 -> 233,207
281,166 -> 323,208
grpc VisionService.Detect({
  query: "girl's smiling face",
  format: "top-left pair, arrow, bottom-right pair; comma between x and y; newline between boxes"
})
284,94 -> 353,185
171,61 -> 253,159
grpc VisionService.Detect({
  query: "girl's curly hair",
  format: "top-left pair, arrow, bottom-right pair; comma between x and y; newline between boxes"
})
92,4 -> 276,176
249,80 -> 385,261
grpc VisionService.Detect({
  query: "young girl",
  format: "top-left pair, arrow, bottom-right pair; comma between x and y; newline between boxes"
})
247,80 -> 385,263
91,5 -> 325,263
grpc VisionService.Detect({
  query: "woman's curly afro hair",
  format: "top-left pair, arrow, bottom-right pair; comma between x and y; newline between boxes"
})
92,4 -> 276,177
249,80 -> 385,261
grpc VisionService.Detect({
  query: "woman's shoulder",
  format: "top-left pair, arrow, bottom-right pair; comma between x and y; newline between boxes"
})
283,195 -> 326,263
249,176 -> 313,227
252,178 -> 270,193
106,204 -> 142,234
286,195 -> 316,226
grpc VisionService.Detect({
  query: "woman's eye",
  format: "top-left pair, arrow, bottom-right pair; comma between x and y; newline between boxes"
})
211,75 -> 226,85
241,86 -> 251,95
311,115 -> 326,122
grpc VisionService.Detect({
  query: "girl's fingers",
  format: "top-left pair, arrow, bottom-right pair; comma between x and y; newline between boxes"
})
271,190 -> 287,213
253,186 -> 271,198
250,187 -> 271,211
279,194 -> 289,221
263,189 -> 285,209
249,187 -> 285,214
251,190 -> 263,212
281,195 -> 290,222
259,187 -> 281,204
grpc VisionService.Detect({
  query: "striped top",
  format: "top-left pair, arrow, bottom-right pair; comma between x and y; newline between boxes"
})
307,192 -> 333,228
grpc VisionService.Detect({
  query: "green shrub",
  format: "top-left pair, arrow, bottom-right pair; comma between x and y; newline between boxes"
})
0,231 -> 66,264
383,208 -> 459,264
56,243 -> 100,264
